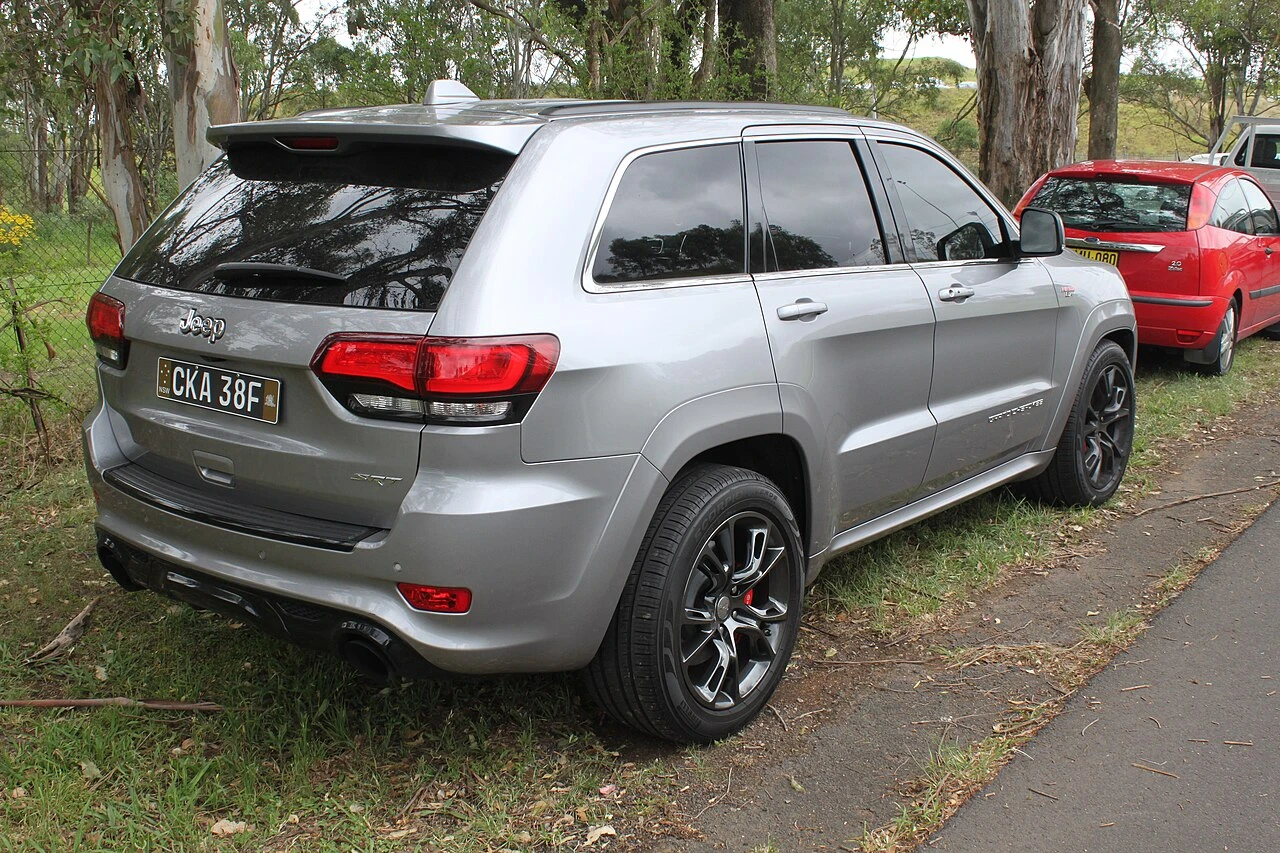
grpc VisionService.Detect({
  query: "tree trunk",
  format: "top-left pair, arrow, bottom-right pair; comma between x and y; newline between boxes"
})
692,0 -> 716,89
1086,0 -> 1121,160
95,59 -> 151,252
164,0 -> 241,189
722,0 -> 777,99
967,0 -> 1087,206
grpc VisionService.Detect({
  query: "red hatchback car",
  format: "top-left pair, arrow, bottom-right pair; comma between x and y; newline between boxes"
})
1016,161 -> 1280,375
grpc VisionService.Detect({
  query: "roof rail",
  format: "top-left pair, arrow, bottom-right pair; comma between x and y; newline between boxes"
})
537,100 -> 850,119
424,80 -> 480,106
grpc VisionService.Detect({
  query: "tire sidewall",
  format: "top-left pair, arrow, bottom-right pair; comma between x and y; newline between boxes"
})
653,476 -> 804,742
1069,342 -> 1135,505
1217,301 -> 1238,375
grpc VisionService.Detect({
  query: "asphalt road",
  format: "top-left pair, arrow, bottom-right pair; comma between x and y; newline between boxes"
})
931,500 -> 1280,852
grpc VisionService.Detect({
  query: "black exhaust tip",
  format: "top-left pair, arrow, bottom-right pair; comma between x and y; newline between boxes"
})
96,533 -> 145,592
336,621 -> 398,683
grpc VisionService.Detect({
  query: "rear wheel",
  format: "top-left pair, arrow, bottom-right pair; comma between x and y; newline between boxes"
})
584,465 -> 804,743
1024,340 -> 1134,507
1189,300 -> 1238,376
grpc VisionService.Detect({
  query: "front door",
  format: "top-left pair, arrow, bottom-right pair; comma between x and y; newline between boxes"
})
872,139 -> 1062,493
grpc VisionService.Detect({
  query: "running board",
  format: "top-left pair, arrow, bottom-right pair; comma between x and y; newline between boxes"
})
812,450 -> 1056,577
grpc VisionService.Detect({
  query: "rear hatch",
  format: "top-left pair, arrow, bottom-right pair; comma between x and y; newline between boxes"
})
100,137 -> 515,529
1026,174 -> 1201,297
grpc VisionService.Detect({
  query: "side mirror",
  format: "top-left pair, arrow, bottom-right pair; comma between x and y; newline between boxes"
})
1019,206 -> 1065,257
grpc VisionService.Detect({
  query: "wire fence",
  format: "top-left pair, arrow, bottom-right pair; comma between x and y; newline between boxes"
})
1,147 -> 123,481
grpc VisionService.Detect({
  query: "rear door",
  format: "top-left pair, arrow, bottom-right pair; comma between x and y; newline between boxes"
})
101,140 -> 513,528
870,138 -> 1061,493
1236,131 -> 1280,205
747,134 -> 937,534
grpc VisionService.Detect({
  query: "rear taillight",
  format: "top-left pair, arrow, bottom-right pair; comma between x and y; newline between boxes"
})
86,292 -> 128,369
311,333 -> 560,425
1187,184 -> 1213,230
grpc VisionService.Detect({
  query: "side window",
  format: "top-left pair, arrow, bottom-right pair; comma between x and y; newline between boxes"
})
1250,134 -> 1279,169
1211,179 -> 1253,235
592,145 -> 744,284
878,142 -> 1007,263
1240,178 -> 1279,235
754,140 -> 885,271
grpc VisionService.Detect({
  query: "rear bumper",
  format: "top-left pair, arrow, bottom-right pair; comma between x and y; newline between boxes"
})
1131,293 -> 1225,349
84,401 -> 667,674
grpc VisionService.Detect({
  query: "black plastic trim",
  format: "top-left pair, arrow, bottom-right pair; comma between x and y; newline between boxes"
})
102,463 -> 381,551
1248,284 -> 1280,300
1130,295 -> 1214,307
96,529 -> 440,678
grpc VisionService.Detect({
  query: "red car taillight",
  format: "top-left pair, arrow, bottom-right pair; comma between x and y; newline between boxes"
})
86,292 -> 128,369
1187,184 -> 1214,230
310,333 -> 560,425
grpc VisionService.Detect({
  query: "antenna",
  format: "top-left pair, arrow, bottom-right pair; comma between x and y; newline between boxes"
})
423,80 -> 480,106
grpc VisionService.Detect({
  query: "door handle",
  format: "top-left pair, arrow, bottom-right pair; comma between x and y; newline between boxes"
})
1266,246 -> 1274,256
938,285 -> 976,302
777,300 -> 829,321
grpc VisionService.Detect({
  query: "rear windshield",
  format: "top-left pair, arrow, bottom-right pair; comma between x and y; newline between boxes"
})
1028,177 -> 1192,233
115,142 -> 513,311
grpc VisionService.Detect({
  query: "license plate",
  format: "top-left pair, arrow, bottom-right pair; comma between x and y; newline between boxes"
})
157,357 -> 281,424
1075,248 -> 1120,266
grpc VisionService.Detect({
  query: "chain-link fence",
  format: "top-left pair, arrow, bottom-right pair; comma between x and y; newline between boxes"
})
2,147 -> 122,480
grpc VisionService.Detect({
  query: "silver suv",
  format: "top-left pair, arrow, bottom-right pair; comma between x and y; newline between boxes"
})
84,88 -> 1137,743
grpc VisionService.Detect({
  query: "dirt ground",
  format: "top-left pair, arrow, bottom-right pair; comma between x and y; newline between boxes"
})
627,373 -> 1280,852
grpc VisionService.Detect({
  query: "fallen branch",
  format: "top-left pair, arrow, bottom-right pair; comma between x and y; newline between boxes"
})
1134,479 -> 1280,517
0,697 -> 222,711
814,658 -> 931,666
23,597 -> 100,665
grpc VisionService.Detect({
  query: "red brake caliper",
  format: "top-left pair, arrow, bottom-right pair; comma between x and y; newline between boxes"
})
743,588 -> 754,606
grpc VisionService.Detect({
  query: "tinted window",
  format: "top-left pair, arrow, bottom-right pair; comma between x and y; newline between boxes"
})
1211,179 -> 1252,234
1239,178 -> 1279,235
593,145 -> 744,283
1248,134 -> 1280,168
1030,177 -> 1191,233
878,143 -> 1005,262
755,141 -> 885,271
116,143 -> 513,311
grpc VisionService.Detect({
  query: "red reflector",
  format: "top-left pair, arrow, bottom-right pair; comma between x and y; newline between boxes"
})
397,583 -> 472,614
423,336 -> 559,396
1176,329 -> 1202,343
278,135 -> 339,150
311,334 -> 422,394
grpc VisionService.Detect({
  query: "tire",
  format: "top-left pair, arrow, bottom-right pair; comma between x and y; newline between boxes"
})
1024,340 -> 1135,507
583,465 -> 804,743
1189,300 -> 1238,376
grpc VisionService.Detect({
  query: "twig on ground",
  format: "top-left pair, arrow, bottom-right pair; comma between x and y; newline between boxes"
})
1028,787 -> 1059,801
814,658 -> 931,666
1134,479 -> 1280,517
1131,762 -> 1179,779
691,768 -> 733,821
23,597 -> 100,665
0,697 -> 222,711
766,703 -> 789,732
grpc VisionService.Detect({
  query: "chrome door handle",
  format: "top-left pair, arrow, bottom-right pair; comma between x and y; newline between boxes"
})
938,285 -> 975,302
777,300 -> 829,321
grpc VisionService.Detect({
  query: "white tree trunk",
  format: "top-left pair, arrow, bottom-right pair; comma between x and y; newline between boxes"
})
166,0 -> 240,189
967,0 -> 1087,205
95,68 -> 151,252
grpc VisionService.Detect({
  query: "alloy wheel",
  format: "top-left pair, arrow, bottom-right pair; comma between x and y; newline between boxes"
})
1081,363 -> 1132,493
678,511 -> 794,711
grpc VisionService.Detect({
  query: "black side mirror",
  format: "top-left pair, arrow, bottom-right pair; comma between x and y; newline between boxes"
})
1018,206 -> 1066,257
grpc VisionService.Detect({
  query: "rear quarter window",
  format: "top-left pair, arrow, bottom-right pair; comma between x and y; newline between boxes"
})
591,145 -> 745,284
115,143 -> 514,312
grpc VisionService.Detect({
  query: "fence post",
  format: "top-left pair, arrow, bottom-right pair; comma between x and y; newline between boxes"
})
6,276 -> 51,465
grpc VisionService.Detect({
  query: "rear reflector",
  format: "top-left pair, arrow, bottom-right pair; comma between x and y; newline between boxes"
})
312,333 -> 559,425
397,583 -> 472,614
86,292 -> 128,368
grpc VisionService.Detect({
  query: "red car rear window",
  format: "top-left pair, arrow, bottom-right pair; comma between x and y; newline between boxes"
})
1029,177 -> 1192,233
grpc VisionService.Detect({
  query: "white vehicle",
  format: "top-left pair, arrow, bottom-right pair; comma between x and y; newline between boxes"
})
1187,115 -> 1280,203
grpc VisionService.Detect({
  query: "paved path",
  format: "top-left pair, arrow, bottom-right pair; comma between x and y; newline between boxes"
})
931,501 -> 1280,852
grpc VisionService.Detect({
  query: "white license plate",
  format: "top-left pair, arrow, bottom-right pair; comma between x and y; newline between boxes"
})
157,357 -> 281,424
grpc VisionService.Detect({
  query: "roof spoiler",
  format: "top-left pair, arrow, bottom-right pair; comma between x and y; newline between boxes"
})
207,117 -> 535,156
